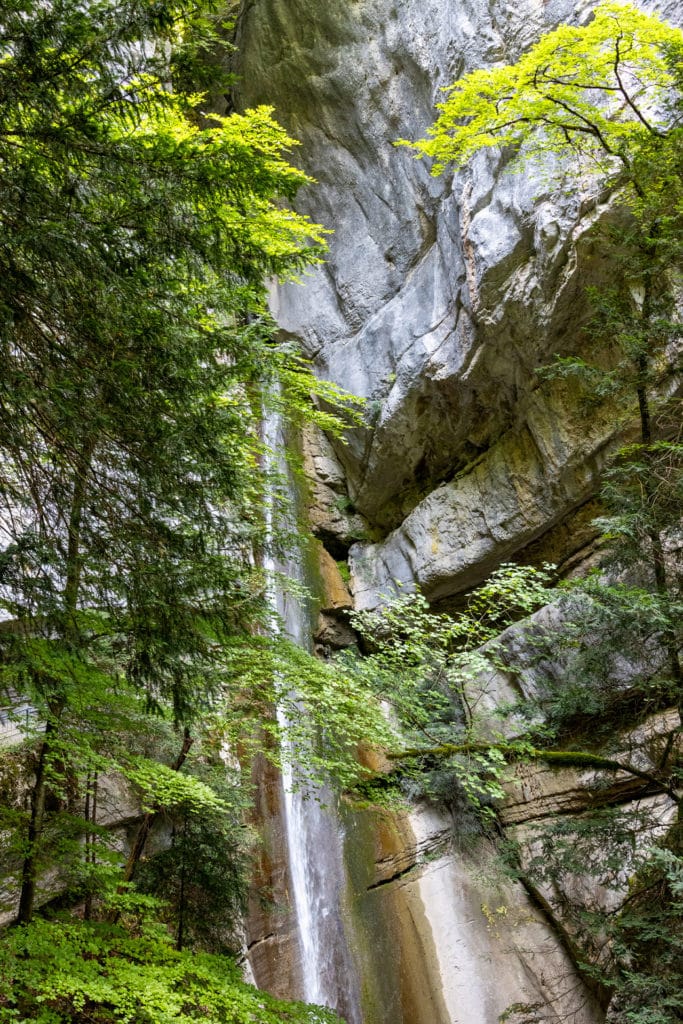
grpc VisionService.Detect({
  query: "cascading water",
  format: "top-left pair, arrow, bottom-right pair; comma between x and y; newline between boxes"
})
262,400 -> 363,1024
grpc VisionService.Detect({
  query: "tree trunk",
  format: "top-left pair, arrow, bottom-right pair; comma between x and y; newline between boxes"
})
176,809 -> 188,951
17,712 -> 60,924
636,248 -> 680,698
120,729 -> 193,887
636,336 -> 682,707
83,770 -> 98,921
637,275 -> 682,836
17,441 -> 93,924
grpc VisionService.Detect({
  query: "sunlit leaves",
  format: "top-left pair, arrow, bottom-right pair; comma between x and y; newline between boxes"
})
342,565 -> 553,812
401,2 -> 683,181
0,913 -> 342,1023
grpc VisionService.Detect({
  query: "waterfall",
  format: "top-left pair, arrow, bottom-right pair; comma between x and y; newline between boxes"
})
262,400 -> 363,1024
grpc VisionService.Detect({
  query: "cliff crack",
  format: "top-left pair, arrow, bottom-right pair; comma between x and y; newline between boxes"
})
245,932 -> 275,952
366,861 -> 419,891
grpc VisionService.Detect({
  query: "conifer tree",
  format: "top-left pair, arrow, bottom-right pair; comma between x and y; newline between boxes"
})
0,0 -> 368,927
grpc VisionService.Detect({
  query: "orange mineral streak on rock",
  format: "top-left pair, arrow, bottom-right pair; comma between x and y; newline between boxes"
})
317,544 -> 353,612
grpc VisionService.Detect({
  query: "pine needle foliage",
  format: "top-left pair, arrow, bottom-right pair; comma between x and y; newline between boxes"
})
0,5 -> 379,998
0,2 -> 372,1019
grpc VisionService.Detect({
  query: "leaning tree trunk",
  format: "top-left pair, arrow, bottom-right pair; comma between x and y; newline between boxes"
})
636,268 -> 682,711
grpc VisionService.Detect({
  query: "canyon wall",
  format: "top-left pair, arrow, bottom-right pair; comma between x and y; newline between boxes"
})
235,0 -> 677,604
234,1 -> 681,1022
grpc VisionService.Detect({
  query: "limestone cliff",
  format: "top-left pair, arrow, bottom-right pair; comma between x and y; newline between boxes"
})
234,0 -> 679,604
233,1 -> 681,1022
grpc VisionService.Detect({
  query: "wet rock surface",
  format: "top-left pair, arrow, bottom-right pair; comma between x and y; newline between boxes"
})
234,0 -> 682,1020
343,801 -> 605,1024
500,710 -> 681,825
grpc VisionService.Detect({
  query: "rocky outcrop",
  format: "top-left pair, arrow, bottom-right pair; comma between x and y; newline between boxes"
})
302,425 -> 370,557
237,0 -> 680,599
348,377 -> 619,608
234,0 -> 682,1021
313,544 -> 357,651
342,800 -> 605,1024
336,709 -> 679,1023
236,0 -> 679,602
236,0 -> 589,528
499,712 -> 681,984
500,710 -> 681,826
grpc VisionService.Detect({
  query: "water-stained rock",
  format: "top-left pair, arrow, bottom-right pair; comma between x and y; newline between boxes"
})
348,376 -> 622,607
233,1 -> 683,1020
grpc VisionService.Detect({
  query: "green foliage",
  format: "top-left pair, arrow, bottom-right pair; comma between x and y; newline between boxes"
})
541,269 -> 682,625
0,701 -> 240,914
134,760 -> 252,954
402,2 -> 683,182
400,8 -> 682,1020
608,849 -> 683,1023
217,634 -> 396,790
502,816 -> 683,1023
505,580 -> 680,744
0,0 -> 339,727
598,441 -> 683,548
335,560 -> 351,585
0,911 -> 341,1023
0,1 -> 381,973
342,564 -> 553,814
135,806 -> 250,954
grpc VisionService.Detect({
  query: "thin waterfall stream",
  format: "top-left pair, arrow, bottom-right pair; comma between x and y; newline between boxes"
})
263,400 -> 363,1024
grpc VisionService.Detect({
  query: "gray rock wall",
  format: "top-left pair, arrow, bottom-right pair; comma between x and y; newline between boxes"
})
234,1 -> 681,1021
236,0 -> 680,604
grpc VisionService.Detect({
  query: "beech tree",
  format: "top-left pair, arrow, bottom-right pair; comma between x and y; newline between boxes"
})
402,2 -> 682,174
403,0 -> 682,720
0,910 -> 341,1024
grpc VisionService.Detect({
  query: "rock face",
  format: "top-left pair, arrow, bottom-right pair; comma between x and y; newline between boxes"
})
235,0 -> 679,604
234,1 -> 682,1022
237,0 -> 595,538
349,378 -> 618,607
302,425 -> 369,557
244,755 -> 302,1001
501,710 -> 681,825
341,800 -> 604,1024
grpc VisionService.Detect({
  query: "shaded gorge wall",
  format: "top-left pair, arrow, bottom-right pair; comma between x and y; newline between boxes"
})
231,0 -> 682,1021
244,531 -> 604,1023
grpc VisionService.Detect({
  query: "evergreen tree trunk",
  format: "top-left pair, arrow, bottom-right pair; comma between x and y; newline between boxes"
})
638,276 -> 683,850
17,712 -> 59,924
17,444 -> 92,924
636,277 -> 682,715
83,770 -> 98,921
176,809 -> 188,951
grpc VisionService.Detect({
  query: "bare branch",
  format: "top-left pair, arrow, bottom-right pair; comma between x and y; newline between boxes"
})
613,32 -> 663,137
